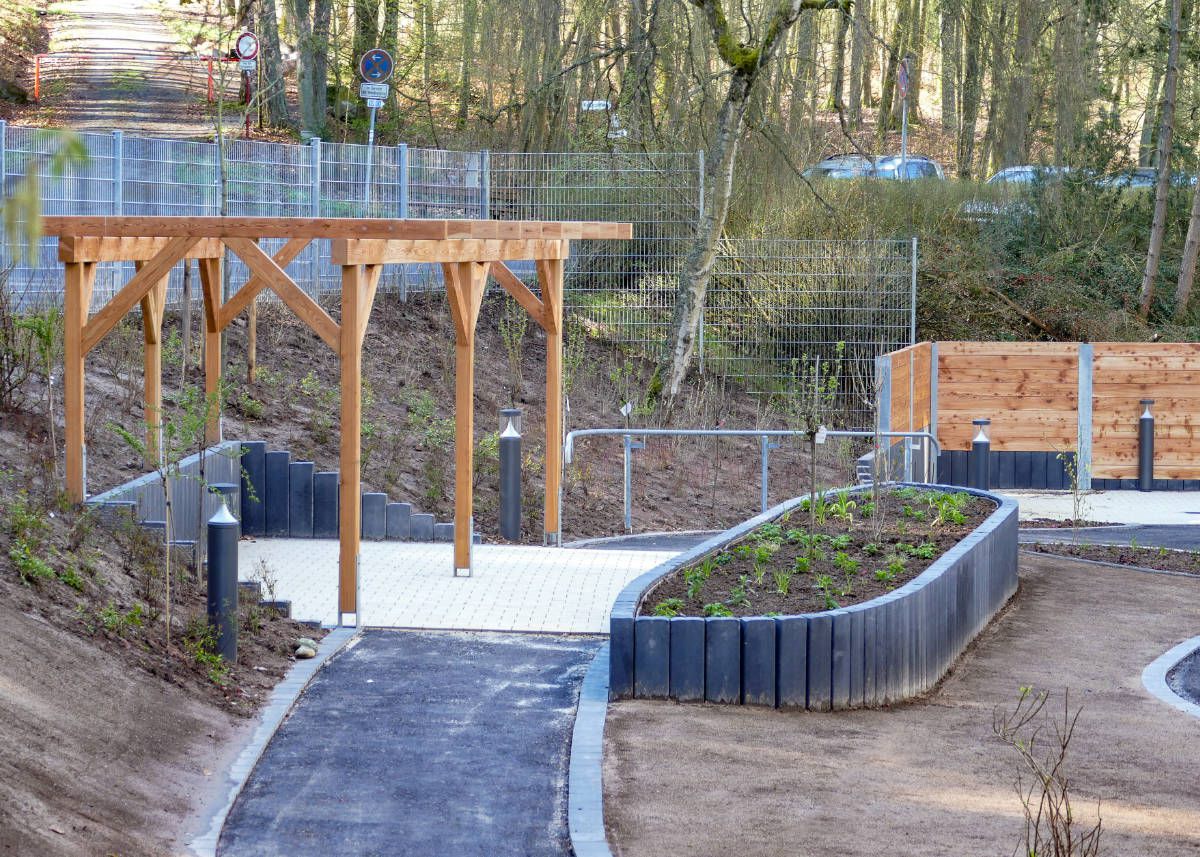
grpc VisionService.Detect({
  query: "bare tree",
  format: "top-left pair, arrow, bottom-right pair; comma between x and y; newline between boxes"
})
1174,158 -> 1200,320
259,0 -> 292,127
665,0 -> 847,406
1139,0 -> 1182,320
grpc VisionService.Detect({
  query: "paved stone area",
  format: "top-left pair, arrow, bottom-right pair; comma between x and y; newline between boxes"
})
238,540 -> 677,631
1019,523 -> 1200,549
1004,489 -> 1200,525
218,630 -> 600,857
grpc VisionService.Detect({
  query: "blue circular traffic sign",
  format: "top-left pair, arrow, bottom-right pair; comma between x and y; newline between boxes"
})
359,48 -> 394,83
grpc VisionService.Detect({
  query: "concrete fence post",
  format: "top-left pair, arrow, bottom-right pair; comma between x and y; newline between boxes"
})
206,502 -> 239,662
1077,343 -> 1093,490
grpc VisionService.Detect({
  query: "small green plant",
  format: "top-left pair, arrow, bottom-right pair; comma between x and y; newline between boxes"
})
703,602 -> 734,617
800,494 -> 829,525
829,490 -> 858,527
901,504 -> 927,521
98,601 -> 143,635
57,563 -> 85,591
860,501 -> 875,518
928,491 -> 969,526
886,555 -> 907,577
829,533 -> 852,550
652,597 -> 685,617
894,487 -> 920,501
833,551 -> 860,575
10,539 -> 54,585
773,568 -> 792,596
863,542 -> 883,556
733,543 -> 755,559
684,559 -> 714,599
874,567 -> 897,584
185,619 -> 230,685
236,389 -> 265,420
714,552 -> 733,565
752,522 -> 783,543
753,544 -> 776,563
815,574 -> 839,610
793,554 -> 811,574
729,575 -> 751,608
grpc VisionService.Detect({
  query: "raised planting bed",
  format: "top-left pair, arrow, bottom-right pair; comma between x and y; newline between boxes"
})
610,485 -> 1018,710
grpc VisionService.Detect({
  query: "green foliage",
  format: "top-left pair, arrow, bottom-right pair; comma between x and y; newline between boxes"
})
928,491 -> 970,527
814,574 -> 838,610
404,388 -> 455,450
497,294 -> 528,405
184,619 -> 230,686
99,601 -> 144,635
703,602 -> 734,617
4,130 -> 89,262
829,491 -> 857,527
10,538 -> 54,585
652,597 -> 685,617
773,568 -> 792,596
729,575 -> 750,608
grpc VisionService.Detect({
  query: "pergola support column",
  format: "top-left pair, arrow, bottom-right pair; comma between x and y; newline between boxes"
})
538,258 -> 565,546
136,262 -> 168,466
64,261 -> 95,502
199,257 -> 223,444
443,260 -> 489,576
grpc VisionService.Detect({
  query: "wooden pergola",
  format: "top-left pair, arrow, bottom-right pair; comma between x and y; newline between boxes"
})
43,216 -> 631,623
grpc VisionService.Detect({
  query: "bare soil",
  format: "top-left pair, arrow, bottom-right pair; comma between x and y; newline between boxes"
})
1026,541 -> 1200,575
1021,517 -> 1123,528
605,554 -> 1200,856
641,488 -> 994,617
0,467 -> 326,855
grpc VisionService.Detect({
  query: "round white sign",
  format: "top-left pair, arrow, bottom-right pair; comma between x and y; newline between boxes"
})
235,32 -> 260,61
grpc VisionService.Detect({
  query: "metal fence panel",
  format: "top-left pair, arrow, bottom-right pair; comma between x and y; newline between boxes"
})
0,122 -> 914,425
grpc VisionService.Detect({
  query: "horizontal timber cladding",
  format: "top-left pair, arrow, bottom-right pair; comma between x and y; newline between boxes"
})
1091,343 -> 1200,479
608,487 -> 1019,710
878,341 -> 1200,485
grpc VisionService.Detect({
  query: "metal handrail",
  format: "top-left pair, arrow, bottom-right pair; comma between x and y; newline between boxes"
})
563,427 -> 940,533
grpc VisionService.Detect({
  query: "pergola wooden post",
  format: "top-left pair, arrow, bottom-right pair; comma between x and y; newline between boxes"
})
45,217 -> 629,622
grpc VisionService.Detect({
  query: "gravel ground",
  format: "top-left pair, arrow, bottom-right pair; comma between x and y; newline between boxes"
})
604,554 -> 1200,856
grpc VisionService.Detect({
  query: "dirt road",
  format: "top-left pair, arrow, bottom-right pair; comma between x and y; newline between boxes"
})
27,0 -> 220,137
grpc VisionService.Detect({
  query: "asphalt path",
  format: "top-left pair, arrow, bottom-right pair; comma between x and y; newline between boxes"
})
1019,524 -> 1200,550
217,630 -> 601,856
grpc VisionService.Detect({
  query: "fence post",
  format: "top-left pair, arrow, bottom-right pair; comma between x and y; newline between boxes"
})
928,342 -> 939,482
697,149 -> 705,218
909,236 -> 918,346
310,137 -> 321,293
759,435 -> 779,514
398,142 -> 409,218
0,120 -> 6,273
111,130 -> 124,215
1076,343 -> 1092,490
480,149 -> 490,219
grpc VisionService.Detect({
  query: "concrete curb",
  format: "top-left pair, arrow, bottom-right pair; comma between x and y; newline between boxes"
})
609,484 -> 1019,710
1141,635 -> 1200,719
568,642 -> 614,857
188,625 -> 360,857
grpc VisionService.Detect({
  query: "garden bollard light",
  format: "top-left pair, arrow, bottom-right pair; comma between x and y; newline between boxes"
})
499,410 -> 522,541
206,501 -> 239,663
1139,399 -> 1155,492
968,419 -> 991,490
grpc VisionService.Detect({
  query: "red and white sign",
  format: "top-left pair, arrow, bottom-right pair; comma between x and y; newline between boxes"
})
235,31 -> 260,60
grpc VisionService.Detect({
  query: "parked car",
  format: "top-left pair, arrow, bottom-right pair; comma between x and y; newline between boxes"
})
958,165 -> 1069,223
802,153 -> 946,181
1099,167 -> 1196,188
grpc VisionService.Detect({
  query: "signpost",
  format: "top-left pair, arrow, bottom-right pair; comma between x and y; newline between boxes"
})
898,56 -> 910,178
235,32 -> 260,138
358,48 -> 394,209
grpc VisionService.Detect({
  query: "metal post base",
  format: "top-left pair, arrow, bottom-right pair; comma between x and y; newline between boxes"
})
338,612 -> 358,628
454,566 -> 472,578
544,531 -> 561,547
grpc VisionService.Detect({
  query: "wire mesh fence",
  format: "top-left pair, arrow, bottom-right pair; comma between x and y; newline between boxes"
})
0,122 -> 914,425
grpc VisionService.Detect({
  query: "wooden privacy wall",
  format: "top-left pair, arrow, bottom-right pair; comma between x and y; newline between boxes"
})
1091,344 -> 1200,479
880,341 -> 1200,485
937,342 -> 1079,452
887,342 -> 933,433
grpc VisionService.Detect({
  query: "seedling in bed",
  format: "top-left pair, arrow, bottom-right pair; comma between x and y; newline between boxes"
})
754,544 -> 777,563
752,561 -> 768,585
829,533 -> 852,550
793,555 -> 811,574
902,504 -> 926,521
733,543 -> 755,559
652,598 -> 685,617
815,574 -> 839,610
773,568 -> 792,596
829,491 -> 857,527
703,602 -> 733,617
715,552 -> 733,565
863,542 -> 883,556
730,575 -> 751,608
752,523 -> 783,543
874,567 -> 896,584
860,501 -> 875,518
833,551 -> 860,575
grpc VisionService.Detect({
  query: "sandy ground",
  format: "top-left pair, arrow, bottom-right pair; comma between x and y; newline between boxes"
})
604,554 -> 1200,856
0,601 -> 251,857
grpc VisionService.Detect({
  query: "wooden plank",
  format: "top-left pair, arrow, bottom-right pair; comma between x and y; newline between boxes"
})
938,409 -> 1078,427
198,258 -> 223,444
81,236 -> 199,354
42,216 -> 631,242
490,261 -> 546,330
1095,424 -> 1200,438
539,257 -> 565,542
1091,343 -> 1200,357
939,369 -> 1077,385
63,262 -> 95,503
938,354 -> 1079,371
338,265 -> 363,615
935,393 -> 1078,409
1092,438 -> 1200,455
138,264 -> 168,467
1093,370 -> 1200,385
219,237 -> 311,328
359,264 -> 382,347
1092,383 -> 1200,398
58,236 -> 223,263
936,341 -> 1080,356
224,237 -> 340,351
332,238 -> 570,265
1093,355 -> 1200,372
1093,465 -> 1200,479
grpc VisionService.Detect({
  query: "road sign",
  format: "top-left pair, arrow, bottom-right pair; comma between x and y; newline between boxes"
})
359,48 -> 394,83
897,57 -> 909,100
237,59 -> 257,72
366,98 -> 384,109
235,31 -> 259,61
359,82 -> 390,100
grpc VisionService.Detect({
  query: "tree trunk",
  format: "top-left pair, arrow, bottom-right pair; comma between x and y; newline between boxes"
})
827,7 -> 851,110
353,0 -> 380,66
848,0 -> 870,124
259,0 -> 292,127
287,0 -> 316,135
978,3 -> 1008,174
954,0 -> 984,178
456,0 -> 478,127
311,0 -> 332,135
908,0 -> 929,122
1174,172 -> 1200,320
1139,0 -> 1182,320
1139,63 -> 1164,167
994,0 -> 1036,168
667,75 -> 751,402
878,0 -> 914,140
939,0 -> 959,131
